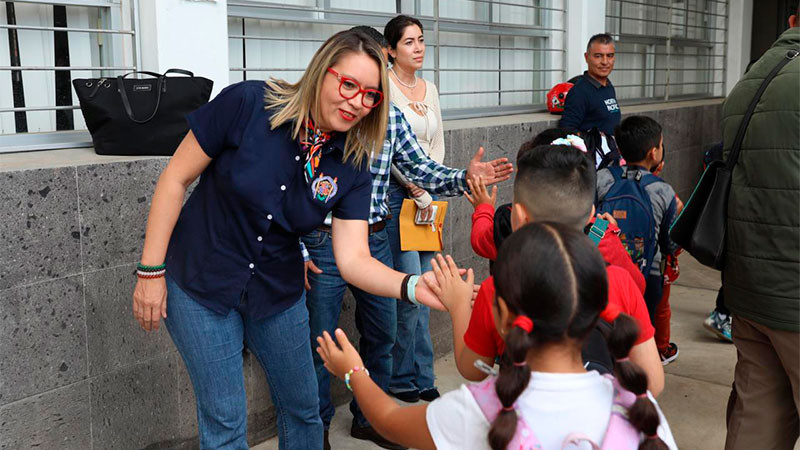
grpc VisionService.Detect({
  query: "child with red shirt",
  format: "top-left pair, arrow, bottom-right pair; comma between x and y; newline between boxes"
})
438,139 -> 664,395
467,140 -> 646,295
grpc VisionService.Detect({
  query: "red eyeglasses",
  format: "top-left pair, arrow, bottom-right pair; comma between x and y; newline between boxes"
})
327,68 -> 384,108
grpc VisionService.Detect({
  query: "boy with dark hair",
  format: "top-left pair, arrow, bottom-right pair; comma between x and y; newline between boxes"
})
597,115 -> 680,364
468,129 -> 645,293
449,141 -> 664,396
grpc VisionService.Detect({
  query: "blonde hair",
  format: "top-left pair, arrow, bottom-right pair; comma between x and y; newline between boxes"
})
265,29 -> 389,167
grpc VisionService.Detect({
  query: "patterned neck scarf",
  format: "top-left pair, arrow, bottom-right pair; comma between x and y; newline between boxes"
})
301,117 -> 334,184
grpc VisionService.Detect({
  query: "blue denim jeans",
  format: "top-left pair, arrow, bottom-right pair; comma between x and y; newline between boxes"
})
164,276 -> 322,450
301,228 -> 397,429
384,180 -> 437,394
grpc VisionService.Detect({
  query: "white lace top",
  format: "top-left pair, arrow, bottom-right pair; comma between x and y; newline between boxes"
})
388,77 -> 445,164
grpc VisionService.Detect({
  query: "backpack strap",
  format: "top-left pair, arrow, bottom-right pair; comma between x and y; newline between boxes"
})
587,218 -> 609,246
599,375 -> 643,450
466,376 -> 541,448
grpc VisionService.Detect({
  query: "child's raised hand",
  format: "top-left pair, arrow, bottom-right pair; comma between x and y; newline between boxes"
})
316,329 -> 364,381
464,175 -> 497,209
428,254 -> 474,312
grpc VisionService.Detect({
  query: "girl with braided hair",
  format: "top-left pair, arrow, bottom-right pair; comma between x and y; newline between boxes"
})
315,222 -> 677,449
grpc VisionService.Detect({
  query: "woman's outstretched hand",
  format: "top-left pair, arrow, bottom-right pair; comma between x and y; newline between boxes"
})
316,328 -> 365,380
132,277 -> 167,331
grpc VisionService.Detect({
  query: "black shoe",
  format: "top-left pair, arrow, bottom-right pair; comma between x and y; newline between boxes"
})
351,423 -> 407,450
390,389 -> 420,403
419,388 -> 440,402
324,430 -> 331,450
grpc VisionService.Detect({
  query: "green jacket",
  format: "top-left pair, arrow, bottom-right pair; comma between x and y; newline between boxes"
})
722,27 -> 800,332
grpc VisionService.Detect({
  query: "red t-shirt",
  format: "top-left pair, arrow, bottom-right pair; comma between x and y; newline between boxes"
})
469,206 -> 646,294
464,267 -> 655,359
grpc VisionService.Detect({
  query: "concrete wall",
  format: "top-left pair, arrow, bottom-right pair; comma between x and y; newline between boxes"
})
0,99 -> 722,449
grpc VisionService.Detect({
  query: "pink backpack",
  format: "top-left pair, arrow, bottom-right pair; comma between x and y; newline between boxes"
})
466,374 -> 642,449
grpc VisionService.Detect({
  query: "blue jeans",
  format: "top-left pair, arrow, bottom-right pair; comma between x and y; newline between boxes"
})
164,277 -> 322,450
301,228 -> 397,429
384,181 -> 437,394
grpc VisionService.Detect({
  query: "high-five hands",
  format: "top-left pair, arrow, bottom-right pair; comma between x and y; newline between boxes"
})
466,147 -> 513,186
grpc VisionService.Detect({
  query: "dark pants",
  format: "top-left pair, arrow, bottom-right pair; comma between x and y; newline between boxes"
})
644,273 -> 664,324
302,228 -> 397,429
726,316 -> 800,449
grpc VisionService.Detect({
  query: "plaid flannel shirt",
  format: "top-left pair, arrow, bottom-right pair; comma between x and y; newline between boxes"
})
368,104 -> 467,224
300,104 -> 467,260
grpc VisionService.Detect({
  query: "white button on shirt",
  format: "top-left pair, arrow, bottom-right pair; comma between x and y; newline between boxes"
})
280,185 -> 286,191
295,155 -> 301,161
248,263 -> 255,269
257,236 -> 263,242
267,214 -> 273,220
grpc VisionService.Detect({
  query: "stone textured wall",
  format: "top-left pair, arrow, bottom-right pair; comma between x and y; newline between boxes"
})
0,100 -> 721,449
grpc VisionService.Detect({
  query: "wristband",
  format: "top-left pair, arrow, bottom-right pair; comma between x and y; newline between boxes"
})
344,366 -> 369,391
137,269 -> 165,279
137,262 -> 166,272
406,275 -> 421,306
400,274 -> 412,304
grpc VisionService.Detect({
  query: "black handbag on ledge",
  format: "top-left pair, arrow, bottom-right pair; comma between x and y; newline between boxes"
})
73,68 -> 213,156
669,49 -> 799,269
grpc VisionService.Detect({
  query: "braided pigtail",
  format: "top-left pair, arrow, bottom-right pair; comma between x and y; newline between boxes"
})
607,314 -> 669,450
488,325 -> 534,450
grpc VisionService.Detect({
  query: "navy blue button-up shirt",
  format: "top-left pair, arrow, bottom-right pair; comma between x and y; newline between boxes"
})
165,81 -> 372,318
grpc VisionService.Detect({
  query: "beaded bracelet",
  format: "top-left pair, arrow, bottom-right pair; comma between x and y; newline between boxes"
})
344,366 -> 369,392
136,269 -> 166,279
137,262 -> 166,272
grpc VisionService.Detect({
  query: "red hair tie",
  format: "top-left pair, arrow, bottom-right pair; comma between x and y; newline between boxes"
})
512,315 -> 534,333
599,303 -> 622,323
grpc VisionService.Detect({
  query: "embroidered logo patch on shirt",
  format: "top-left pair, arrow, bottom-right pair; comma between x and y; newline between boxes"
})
605,98 -> 620,113
311,173 -> 338,203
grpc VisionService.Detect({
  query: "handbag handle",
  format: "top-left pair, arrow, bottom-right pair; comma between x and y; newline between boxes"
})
115,69 -> 194,124
725,48 -> 799,170
117,74 -> 166,124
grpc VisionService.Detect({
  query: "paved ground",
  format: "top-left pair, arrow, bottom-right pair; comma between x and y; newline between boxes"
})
255,254 -> 798,450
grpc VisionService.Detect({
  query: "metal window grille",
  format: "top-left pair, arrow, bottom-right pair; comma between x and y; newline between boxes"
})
228,0 -> 566,119
0,0 -> 140,154
606,0 -> 727,103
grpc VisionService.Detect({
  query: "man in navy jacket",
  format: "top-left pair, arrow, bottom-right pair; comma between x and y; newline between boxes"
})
560,33 -> 621,136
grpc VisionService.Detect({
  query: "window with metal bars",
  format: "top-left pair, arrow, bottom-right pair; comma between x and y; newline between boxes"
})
0,0 -> 140,154
606,0 -> 727,103
227,0 -> 566,119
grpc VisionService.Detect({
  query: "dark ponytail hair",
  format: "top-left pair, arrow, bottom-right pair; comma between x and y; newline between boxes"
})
491,222 -> 608,450
607,313 -> 669,450
384,14 -> 424,64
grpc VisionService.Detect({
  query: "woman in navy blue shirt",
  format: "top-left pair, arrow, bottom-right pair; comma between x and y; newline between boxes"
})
131,30 -> 441,449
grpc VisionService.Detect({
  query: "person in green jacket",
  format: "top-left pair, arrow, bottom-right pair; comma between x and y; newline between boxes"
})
722,9 -> 800,450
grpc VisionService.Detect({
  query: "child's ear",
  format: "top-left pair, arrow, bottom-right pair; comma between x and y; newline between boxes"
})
647,146 -> 659,162
511,202 -> 532,231
495,295 -> 515,334
584,204 -> 596,226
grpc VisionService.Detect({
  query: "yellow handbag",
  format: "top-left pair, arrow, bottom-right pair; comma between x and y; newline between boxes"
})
399,199 -> 448,252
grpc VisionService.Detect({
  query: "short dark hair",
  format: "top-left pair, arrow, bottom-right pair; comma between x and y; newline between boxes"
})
349,26 -> 388,48
513,144 -> 596,230
614,116 -> 663,163
586,33 -> 615,52
384,15 -> 424,64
